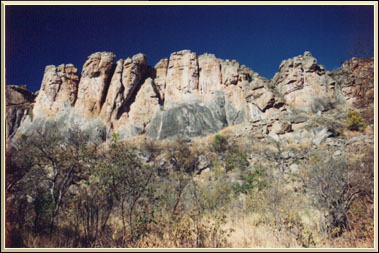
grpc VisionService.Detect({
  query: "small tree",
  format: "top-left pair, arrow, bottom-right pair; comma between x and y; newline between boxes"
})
307,156 -> 362,237
164,139 -> 201,215
13,125 -> 95,235
98,141 -> 157,245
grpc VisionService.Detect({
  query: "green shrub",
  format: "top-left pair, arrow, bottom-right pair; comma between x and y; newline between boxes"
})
110,131 -> 120,146
225,148 -> 248,172
212,133 -> 228,153
347,110 -> 366,131
232,167 -> 268,195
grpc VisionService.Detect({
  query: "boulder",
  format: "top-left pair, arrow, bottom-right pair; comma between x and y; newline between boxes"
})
270,120 -> 292,135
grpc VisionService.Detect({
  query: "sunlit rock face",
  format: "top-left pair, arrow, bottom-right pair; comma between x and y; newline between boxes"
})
272,51 -> 337,113
33,64 -> 79,117
7,50 -> 370,142
75,52 -> 116,117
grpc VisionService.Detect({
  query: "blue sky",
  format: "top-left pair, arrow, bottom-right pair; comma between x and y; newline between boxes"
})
5,4 -> 374,92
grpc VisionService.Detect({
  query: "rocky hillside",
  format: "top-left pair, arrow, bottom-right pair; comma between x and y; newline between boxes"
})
5,50 -> 374,143
5,51 -> 374,248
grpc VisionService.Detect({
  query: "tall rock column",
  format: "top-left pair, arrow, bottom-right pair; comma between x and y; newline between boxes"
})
75,52 -> 115,117
153,58 -> 169,102
198,54 -> 222,94
33,64 -> 79,116
165,50 -> 199,105
100,53 -> 148,122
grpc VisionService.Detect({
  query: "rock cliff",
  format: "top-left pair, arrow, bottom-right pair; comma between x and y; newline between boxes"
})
5,50 -> 374,143
5,85 -> 35,139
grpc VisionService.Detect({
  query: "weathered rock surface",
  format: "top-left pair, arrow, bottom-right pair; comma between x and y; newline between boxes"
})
75,52 -> 115,117
100,53 -> 148,122
272,51 -> 335,112
33,64 -> 79,116
339,57 -> 374,107
327,57 -> 374,123
198,54 -> 222,94
6,50 -> 374,143
270,120 -> 292,135
5,86 -> 35,139
164,50 -> 199,104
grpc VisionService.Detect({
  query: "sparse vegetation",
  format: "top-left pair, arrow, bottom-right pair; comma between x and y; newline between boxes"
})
346,110 -> 366,131
5,124 -> 374,248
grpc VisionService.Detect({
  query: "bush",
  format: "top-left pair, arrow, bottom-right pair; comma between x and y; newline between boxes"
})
212,134 -> 228,153
232,167 -> 268,195
307,155 -> 364,237
225,148 -> 248,172
347,110 -> 366,131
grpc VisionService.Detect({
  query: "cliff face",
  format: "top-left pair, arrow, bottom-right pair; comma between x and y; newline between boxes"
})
5,50 -> 374,142
5,85 -> 35,139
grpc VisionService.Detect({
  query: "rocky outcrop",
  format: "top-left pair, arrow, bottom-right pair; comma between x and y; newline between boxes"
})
198,54 -> 222,94
116,78 -> 161,138
340,57 -> 374,107
272,51 -> 335,112
5,86 -> 35,139
153,58 -> 169,101
164,50 -> 199,104
33,64 -> 79,116
328,57 -> 374,123
6,50 -> 373,143
100,53 -> 148,122
75,52 -> 115,117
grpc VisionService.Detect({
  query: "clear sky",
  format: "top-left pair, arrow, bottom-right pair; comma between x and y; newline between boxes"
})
5,4 -> 374,92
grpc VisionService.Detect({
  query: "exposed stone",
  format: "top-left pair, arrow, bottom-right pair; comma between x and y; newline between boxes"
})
165,50 -> 199,104
6,86 -> 36,139
75,52 -> 115,116
274,51 -> 334,112
312,127 -> 332,146
289,163 -> 299,173
116,78 -> 161,138
146,97 -> 227,140
333,150 -> 342,157
6,85 -> 35,105
254,90 -> 275,111
153,58 -> 169,100
100,53 -> 147,122
247,103 -> 262,123
33,64 -> 79,116
7,50 -> 374,143
270,120 -> 292,135
220,59 -> 239,86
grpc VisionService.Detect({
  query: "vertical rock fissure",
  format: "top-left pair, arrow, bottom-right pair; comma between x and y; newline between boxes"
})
99,63 -> 117,112
72,73 -> 82,107
115,71 -> 149,120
